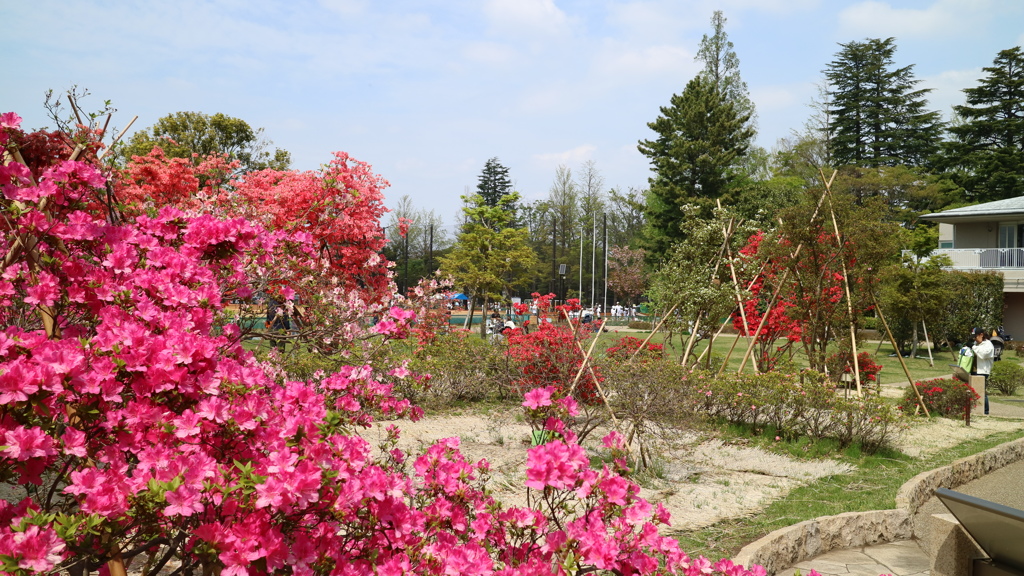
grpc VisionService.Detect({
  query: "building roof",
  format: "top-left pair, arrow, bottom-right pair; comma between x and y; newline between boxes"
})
922,196 -> 1024,223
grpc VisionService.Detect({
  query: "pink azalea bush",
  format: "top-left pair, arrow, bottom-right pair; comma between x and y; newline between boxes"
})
1,111 -> 768,575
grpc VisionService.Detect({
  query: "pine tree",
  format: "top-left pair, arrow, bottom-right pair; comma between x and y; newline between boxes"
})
477,157 -> 513,207
824,38 -> 943,167
945,46 -> 1024,202
638,75 -> 753,260
695,11 -> 757,141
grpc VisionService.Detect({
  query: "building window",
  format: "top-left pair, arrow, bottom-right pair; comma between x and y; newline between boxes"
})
939,241 -> 953,249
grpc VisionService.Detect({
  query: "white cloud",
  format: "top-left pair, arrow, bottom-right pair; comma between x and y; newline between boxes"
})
483,0 -> 570,37
534,144 -> 597,167
462,42 -> 521,67
919,67 -> 984,119
594,42 -> 698,79
750,84 -> 804,111
838,0 -> 990,39
318,0 -> 367,16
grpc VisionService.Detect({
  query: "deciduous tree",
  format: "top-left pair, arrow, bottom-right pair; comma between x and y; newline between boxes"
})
607,246 -> 647,308
118,111 -> 290,172
438,193 -> 538,335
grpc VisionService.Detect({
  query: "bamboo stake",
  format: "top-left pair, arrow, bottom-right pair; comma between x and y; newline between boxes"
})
560,310 -> 626,450
737,268 -> 790,374
568,318 -> 606,395
922,320 -> 935,367
820,168 -> 862,396
97,115 -> 139,160
68,93 -> 84,127
717,260 -> 770,377
872,292 -> 930,417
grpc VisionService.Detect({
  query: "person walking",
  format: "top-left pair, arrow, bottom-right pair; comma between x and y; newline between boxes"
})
972,328 -> 995,415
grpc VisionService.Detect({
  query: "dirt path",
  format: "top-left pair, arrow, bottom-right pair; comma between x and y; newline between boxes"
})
368,406 -> 1024,531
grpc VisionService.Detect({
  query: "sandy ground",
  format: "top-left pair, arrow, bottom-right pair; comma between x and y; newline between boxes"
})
365,403 -> 1024,531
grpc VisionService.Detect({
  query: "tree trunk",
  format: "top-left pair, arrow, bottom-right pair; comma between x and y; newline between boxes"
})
480,296 -> 489,338
910,323 -> 919,358
465,298 -> 475,330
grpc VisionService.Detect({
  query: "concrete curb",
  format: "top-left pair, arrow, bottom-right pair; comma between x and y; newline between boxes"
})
732,435 -> 1024,575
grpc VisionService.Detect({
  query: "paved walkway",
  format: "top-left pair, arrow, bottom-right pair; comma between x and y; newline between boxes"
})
782,404 -> 1024,576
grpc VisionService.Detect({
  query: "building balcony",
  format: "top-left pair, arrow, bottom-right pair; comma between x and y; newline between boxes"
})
915,248 -> 1024,269
911,248 -> 1024,291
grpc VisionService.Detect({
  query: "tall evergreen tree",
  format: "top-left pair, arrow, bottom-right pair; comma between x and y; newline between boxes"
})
638,75 -> 753,260
476,157 -> 513,206
824,38 -> 943,168
944,46 -> 1024,202
695,10 -> 757,142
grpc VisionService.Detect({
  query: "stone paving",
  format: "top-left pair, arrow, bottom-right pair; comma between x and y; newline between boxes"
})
778,392 -> 1024,576
785,540 -> 930,576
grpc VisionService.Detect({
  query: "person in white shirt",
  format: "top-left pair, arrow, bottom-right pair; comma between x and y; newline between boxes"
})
972,328 -> 995,415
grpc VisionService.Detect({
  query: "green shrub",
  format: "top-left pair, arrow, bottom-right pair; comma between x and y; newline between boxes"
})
990,361 -> 1024,396
684,369 -> 903,452
598,356 -> 692,470
627,321 -> 652,330
899,378 -> 979,418
405,332 -> 516,407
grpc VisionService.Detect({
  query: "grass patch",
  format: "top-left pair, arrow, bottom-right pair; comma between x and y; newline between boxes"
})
671,426 -> 1024,561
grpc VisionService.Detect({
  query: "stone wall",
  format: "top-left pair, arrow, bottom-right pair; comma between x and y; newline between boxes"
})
732,436 -> 1024,575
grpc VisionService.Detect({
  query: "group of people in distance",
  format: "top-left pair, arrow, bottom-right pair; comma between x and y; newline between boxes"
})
487,312 -> 519,342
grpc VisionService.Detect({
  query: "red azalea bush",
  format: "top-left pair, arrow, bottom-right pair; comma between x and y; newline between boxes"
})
900,378 -> 981,418
732,232 -> 803,373
605,336 -> 665,362
825,351 -> 883,384
506,294 -> 602,403
1,111 -> 769,576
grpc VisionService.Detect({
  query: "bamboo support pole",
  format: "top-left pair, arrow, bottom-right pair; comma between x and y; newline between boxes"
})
922,320 -> 935,367
872,292 -> 930,417
820,168 -> 862,396
716,260 -> 770,377
568,318 -> 606,395
97,115 -> 139,160
736,268 -> 790,374
68,93 -> 84,127
561,310 -> 626,449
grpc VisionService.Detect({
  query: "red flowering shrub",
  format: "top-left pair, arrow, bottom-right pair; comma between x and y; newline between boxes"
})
900,378 -> 980,418
825,351 -> 883,384
605,335 -> 665,362
506,294 -> 602,403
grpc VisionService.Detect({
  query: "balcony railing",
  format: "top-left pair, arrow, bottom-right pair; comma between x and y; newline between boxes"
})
911,248 -> 1024,269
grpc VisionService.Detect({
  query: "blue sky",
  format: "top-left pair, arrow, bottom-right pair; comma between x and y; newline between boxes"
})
3,0 -> 1023,227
